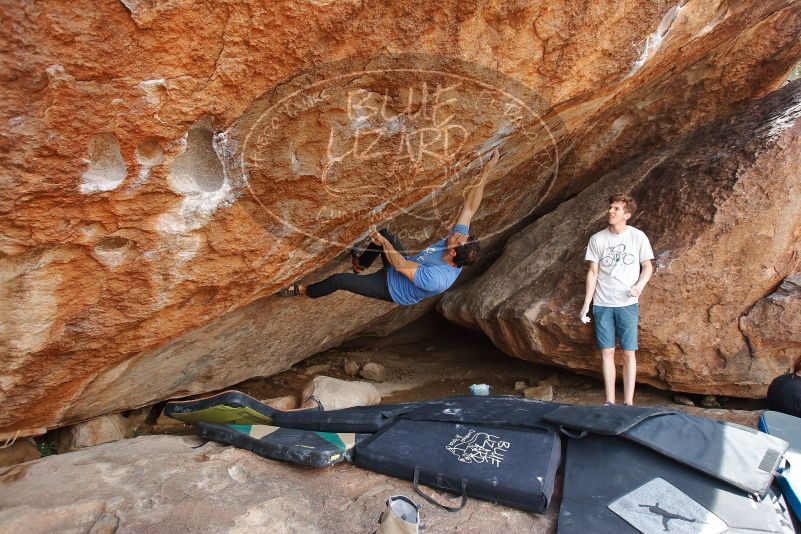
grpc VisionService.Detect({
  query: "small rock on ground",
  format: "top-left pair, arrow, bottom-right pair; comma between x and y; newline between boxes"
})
344,360 -> 360,377
56,413 -> 130,452
673,394 -> 695,406
360,363 -> 387,382
523,385 -> 554,402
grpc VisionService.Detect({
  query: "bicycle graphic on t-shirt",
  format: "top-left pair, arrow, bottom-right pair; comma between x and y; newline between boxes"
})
601,244 -> 635,267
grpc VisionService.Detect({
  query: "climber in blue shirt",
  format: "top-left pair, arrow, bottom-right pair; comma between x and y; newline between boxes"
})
280,149 -> 499,305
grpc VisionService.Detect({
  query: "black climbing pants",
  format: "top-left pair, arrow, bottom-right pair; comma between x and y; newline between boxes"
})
306,229 -> 406,302
355,228 -> 407,270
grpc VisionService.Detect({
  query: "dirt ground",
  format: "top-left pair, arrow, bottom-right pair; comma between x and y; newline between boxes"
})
235,313 -> 766,415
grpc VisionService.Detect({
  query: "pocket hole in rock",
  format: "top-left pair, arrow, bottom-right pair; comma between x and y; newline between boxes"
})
135,138 -> 164,167
91,236 -> 135,268
80,133 -> 127,194
169,118 -> 225,194
93,236 -> 133,253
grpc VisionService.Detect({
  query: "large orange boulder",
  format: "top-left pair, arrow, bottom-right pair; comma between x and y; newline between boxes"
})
1,0 -> 800,435
440,80 -> 801,397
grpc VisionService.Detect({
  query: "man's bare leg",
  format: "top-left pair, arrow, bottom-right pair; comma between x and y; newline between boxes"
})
601,347 -> 616,404
622,350 -> 636,405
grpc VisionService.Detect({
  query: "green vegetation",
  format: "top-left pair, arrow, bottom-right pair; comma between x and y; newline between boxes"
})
35,439 -> 57,457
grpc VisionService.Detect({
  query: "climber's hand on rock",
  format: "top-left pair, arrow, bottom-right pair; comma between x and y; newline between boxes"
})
370,230 -> 385,246
487,148 -> 500,168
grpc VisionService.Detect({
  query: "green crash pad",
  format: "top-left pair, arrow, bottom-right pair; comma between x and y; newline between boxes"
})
164,390 -> 277,425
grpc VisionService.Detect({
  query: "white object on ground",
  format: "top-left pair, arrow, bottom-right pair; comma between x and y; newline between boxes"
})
469,384 -> 491,396
300,376 -> 381,410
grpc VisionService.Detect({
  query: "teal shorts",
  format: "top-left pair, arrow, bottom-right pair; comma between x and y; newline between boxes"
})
592,303 -> 639,351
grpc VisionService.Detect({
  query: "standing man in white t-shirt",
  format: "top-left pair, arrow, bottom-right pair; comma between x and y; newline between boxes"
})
580,194 -> 654,406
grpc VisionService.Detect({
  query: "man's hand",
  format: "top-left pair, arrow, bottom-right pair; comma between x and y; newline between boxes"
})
485,148 -> 500,172
582,263 -> 599,324
370,229 -> 386,246
472,149 -> 500,187
371,229 -> 419,282
478,148 -> 500,174
629,285 -> 643,297
579,303 -> 591,324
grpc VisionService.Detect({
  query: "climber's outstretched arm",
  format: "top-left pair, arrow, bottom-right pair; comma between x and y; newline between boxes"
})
456,149 -> 500,227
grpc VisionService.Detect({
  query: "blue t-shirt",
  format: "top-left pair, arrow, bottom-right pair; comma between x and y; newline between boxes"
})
386,224 -> 468,306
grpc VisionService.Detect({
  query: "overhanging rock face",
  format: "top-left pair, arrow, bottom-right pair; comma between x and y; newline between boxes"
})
1,0 -> 800,434
440,80 -> 801,398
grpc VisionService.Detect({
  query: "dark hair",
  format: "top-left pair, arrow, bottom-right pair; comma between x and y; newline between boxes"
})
792,354 -> 801,374
454,239 -> 480,267
609,194 -> 637,214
